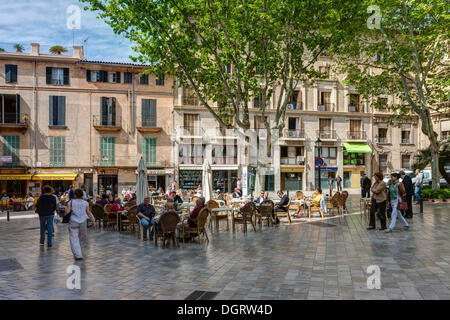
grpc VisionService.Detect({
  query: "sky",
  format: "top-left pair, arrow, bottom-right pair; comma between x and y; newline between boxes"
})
0,0 -> 135,62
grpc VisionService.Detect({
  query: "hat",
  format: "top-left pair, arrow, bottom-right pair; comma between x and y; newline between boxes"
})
399,170 -> 406,175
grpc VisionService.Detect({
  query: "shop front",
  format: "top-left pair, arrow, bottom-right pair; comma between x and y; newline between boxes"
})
97,168 -> 119,195
0,171 -> 30,196
32,173 -> 78,196
342,142 -> 372,188
179,169 -> 202,191
314,167 -> 338,190
280,167 -> 303,191
147,169 -> 174,191
212,169 -> 238,193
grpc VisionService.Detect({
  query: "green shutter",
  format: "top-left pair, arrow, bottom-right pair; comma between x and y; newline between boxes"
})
63,68 -> 70,85
150,100 -> 157,127
100,137 -> 115,166
58,96 -> 66,126
49,96 -> 54,125
143,138 -> 156,166
50,136 -> 65,167
0,94 -> 2,123
2,136 -> 20,167
46,67 -> 52,84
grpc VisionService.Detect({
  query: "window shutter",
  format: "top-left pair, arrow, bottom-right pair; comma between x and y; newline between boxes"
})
111,97 -> 116,126
116,72 -> 121,83
0,94 -> 3,122
58,96 -> 66,126
101,97 -> 107,124
86,70 -> 91,82
124,72 -> 132,83
5,65 -> 11,82
142,99 -> 149,126
150,99 -> 157,127
49,96 -> 54,125
101,71 -> 108,82
63,68 -> 70,85
11,65 -> 17,83
46,67 -> 52,84
15,94 -> 20,123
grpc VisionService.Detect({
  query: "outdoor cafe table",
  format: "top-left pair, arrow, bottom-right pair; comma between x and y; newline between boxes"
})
210,207 -> 234,232
116,210 -> 128,233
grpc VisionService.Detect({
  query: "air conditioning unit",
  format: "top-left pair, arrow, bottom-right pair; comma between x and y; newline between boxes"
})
297,156 -> 305,163
318,105 -> 326,111
286,103 -> 295,110
348,105 -> 357,112
402,139 -> 410,144
288,130 -> 297,137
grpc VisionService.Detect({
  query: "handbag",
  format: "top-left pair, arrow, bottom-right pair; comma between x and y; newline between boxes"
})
62,200 -> 72,223
398,199 -> 408,211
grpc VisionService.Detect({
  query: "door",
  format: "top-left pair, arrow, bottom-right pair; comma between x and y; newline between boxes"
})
343,171 -> 351,188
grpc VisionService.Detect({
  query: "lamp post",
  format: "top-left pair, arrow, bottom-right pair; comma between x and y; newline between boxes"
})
315,137 -> 322,189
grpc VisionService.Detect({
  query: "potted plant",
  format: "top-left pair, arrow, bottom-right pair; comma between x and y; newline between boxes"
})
14,44 -> 24,52
49,45 -> 68,55
0,48 -> 5,52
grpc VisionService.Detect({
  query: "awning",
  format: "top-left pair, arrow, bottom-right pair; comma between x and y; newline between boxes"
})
32,174 -> 78,181
280,167 -> 304,173
343,142 -> 372,153
0,174 -> 32,180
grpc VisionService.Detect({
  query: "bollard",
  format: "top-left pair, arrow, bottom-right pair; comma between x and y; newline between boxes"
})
7,210 -> 10,221
420,198 -> 423,214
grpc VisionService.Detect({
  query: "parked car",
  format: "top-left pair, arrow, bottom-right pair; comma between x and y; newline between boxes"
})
383,169 -> 414,184
440,170 -> 450,186
409,170 -> 432,186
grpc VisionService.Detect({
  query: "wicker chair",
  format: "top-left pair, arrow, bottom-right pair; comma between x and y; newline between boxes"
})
155,210 -> 180,248
191,196 -> 199,205
288,191 -> 305,213
308,197 -> 325,219
339,191 -> 349,214
207,199 -> 228,231
91,203 -> 105,228
256,199 -> 274,227
275,199 -> 292,224
233,202 -> 257,233
121,205 -> 139,234
182,207 -> 210,244
125,199 -> 136,209
103,204 -> 117,230
326,192 -> 341,216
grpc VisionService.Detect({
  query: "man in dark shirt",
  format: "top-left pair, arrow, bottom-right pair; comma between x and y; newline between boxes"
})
400,170 -> 414,218
35,185 -> 57,247
136,197 -> 156,241
362,174 -> 371,198
95,194 -> 108,207
274,190 -> 289,224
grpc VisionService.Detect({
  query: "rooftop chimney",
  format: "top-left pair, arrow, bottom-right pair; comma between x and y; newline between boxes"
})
30,43 -> 40,56
73,45 -> 84,60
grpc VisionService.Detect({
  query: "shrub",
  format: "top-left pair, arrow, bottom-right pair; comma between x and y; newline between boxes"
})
421,188 -> 450,199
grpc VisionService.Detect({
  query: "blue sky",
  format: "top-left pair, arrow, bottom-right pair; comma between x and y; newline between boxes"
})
0,0 -> 135,62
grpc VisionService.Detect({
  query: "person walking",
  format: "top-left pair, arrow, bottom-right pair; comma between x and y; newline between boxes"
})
35,185 -> 57,247
367,172 -> 387,230
65,189 -> 96,260
362,174 -> 371,198
414,169 -> 424,205
67,184 -> 75,201
399,171 -> 413,218
385,173 -> 409,233
336,175 -> 342,192
328,175 -> 334,196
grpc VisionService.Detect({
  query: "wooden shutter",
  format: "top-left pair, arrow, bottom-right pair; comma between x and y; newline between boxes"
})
63,68 -> 70,85
100,71 -> 108,82
5,65 -> 17,83
0,94 -> 2,123
115,72 -> 121,83
86,70 -> 91,82
101,97 -> 107,125
49,96 -> 54,125
150,99 -> 156,127
58,96 -> 66,125
142,99 -> 149,126
46,67 -> 52,84
15,94 -> 20,123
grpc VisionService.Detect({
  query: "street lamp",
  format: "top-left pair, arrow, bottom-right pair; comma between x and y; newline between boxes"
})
315,137 -> 322,189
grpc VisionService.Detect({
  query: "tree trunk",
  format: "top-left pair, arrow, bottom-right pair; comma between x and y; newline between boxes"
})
429,137 -> 441,190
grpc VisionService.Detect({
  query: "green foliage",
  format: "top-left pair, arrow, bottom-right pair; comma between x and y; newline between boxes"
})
49,45 -> 68,54
0,48 -> 5,52
13,44 -> 24,52
80,0 -> 357,130
422,188 -> 450,199
412,139 -> 450,184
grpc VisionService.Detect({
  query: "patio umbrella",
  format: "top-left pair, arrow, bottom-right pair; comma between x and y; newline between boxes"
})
254,168 -> 262,197
136,157 -> 149,205
202,158 -> 213,202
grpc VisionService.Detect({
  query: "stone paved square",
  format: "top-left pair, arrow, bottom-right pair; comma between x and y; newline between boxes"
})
0,199 -> 449,300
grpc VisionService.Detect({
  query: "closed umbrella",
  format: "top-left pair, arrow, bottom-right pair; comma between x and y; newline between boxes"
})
136,157 -> 149,205
202,158 -> 213,202
254,168 -> 262,197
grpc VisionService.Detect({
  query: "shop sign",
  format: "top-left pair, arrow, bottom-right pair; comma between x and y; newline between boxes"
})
0,156 -> 12,163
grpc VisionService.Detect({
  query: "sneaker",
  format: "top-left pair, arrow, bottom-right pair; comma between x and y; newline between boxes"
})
367,226 -> 375,230
39,242 -> 44,246
379,227 -> 386,231
48,244 -> 52,248
143,237 -> 148,241
404,225 -> 410,230
74,257 -> 83,261
384,229 -> 392,233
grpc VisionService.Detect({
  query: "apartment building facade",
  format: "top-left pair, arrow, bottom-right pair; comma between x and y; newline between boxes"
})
0,43 -> 174,196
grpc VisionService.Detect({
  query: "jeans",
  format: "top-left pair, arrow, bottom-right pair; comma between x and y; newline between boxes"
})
362,189 -> 370,198
337,183 -> 342,192
39,215 -> 54,245
388,199 -> 409,231
140,218 -> 154,238
414,186 -> 422,203
69,220 -> 88,259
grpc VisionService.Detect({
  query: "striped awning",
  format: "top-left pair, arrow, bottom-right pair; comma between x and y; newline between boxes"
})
31,174 -> 77,181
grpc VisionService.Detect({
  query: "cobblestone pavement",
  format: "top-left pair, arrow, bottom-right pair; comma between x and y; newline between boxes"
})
0,198 -> 449,300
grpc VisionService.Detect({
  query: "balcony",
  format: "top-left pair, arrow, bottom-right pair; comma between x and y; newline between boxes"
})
212,156 -> 238,165
280,156 -> 305,165
137,119 -> 162,133
401,138 -> 412,144
317,130 -> 336,140
93,115 -> 122,132
348,104 -> 362,112
376,137 -> 390,144
178,126 -> 204,136
179,156 -> 204,165
283,129 -> 305,139
286,101 -> 303,110
347,131 -> 366,140
0,113 -> 29,133
317,103 -> 335,112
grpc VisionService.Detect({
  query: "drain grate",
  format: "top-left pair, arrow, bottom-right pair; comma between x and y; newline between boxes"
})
185,290 -> 219,300
308,222 -> 336,228
0,258 -> 23,272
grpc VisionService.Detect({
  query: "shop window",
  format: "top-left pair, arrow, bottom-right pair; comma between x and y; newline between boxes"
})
343,151 -> 365,165
264,174 -> 274,191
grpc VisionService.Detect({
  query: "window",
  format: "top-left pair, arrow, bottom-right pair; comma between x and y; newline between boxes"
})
0,94 -> 20,124
264,174 -> 274,191
401,130 -> 410,144
254,92 -> 264,109
87,70 -> 115,83
5,64 -> 17,83
349,120 -> 361,132
155,73 -> 165,86
183,86 -> 199,105
349,94 -> 360,112
183,114 -> 200,135
378,128 -> 388,142
49,136 -> 65,166
100,137 -> 115,166
287,91 -> 301,110
315,147 -> 337,166
143,138 -> 157,166
376,97 -> 388,111
288,117 -> 298,130
142,99 -> 157,127
319,118 -> 332,130
49,96 -> 66,126
402,154 -> 410,169
442,131 -> 450,140
318,92 -> 331,111
101,97 -> 116,126
319,66 -> 330,77
108,72 -> 121,83
46,67 -> 69,85
140,74 -> 149,85
343,151 -> 365,165
379,154 -> 388,173
2,135 -> 20,167
124,72 -> 132,84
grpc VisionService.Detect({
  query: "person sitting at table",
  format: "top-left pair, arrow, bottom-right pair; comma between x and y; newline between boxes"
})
25,193 -> 35,210
177,196 -> 205,240
136,196 -> 156,241
254,191 -> 267,204
109,198 -> 125,218
173,190 -> 183,211
309,188 -> 323,208
129,193 -> 136,202
154,201 -> 174,232
232,188 -> 242,198
274,190 -> 289,224
96,194 -> 108,207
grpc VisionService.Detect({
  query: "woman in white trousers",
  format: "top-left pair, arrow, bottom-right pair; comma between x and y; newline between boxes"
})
386,173 -> 409,233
